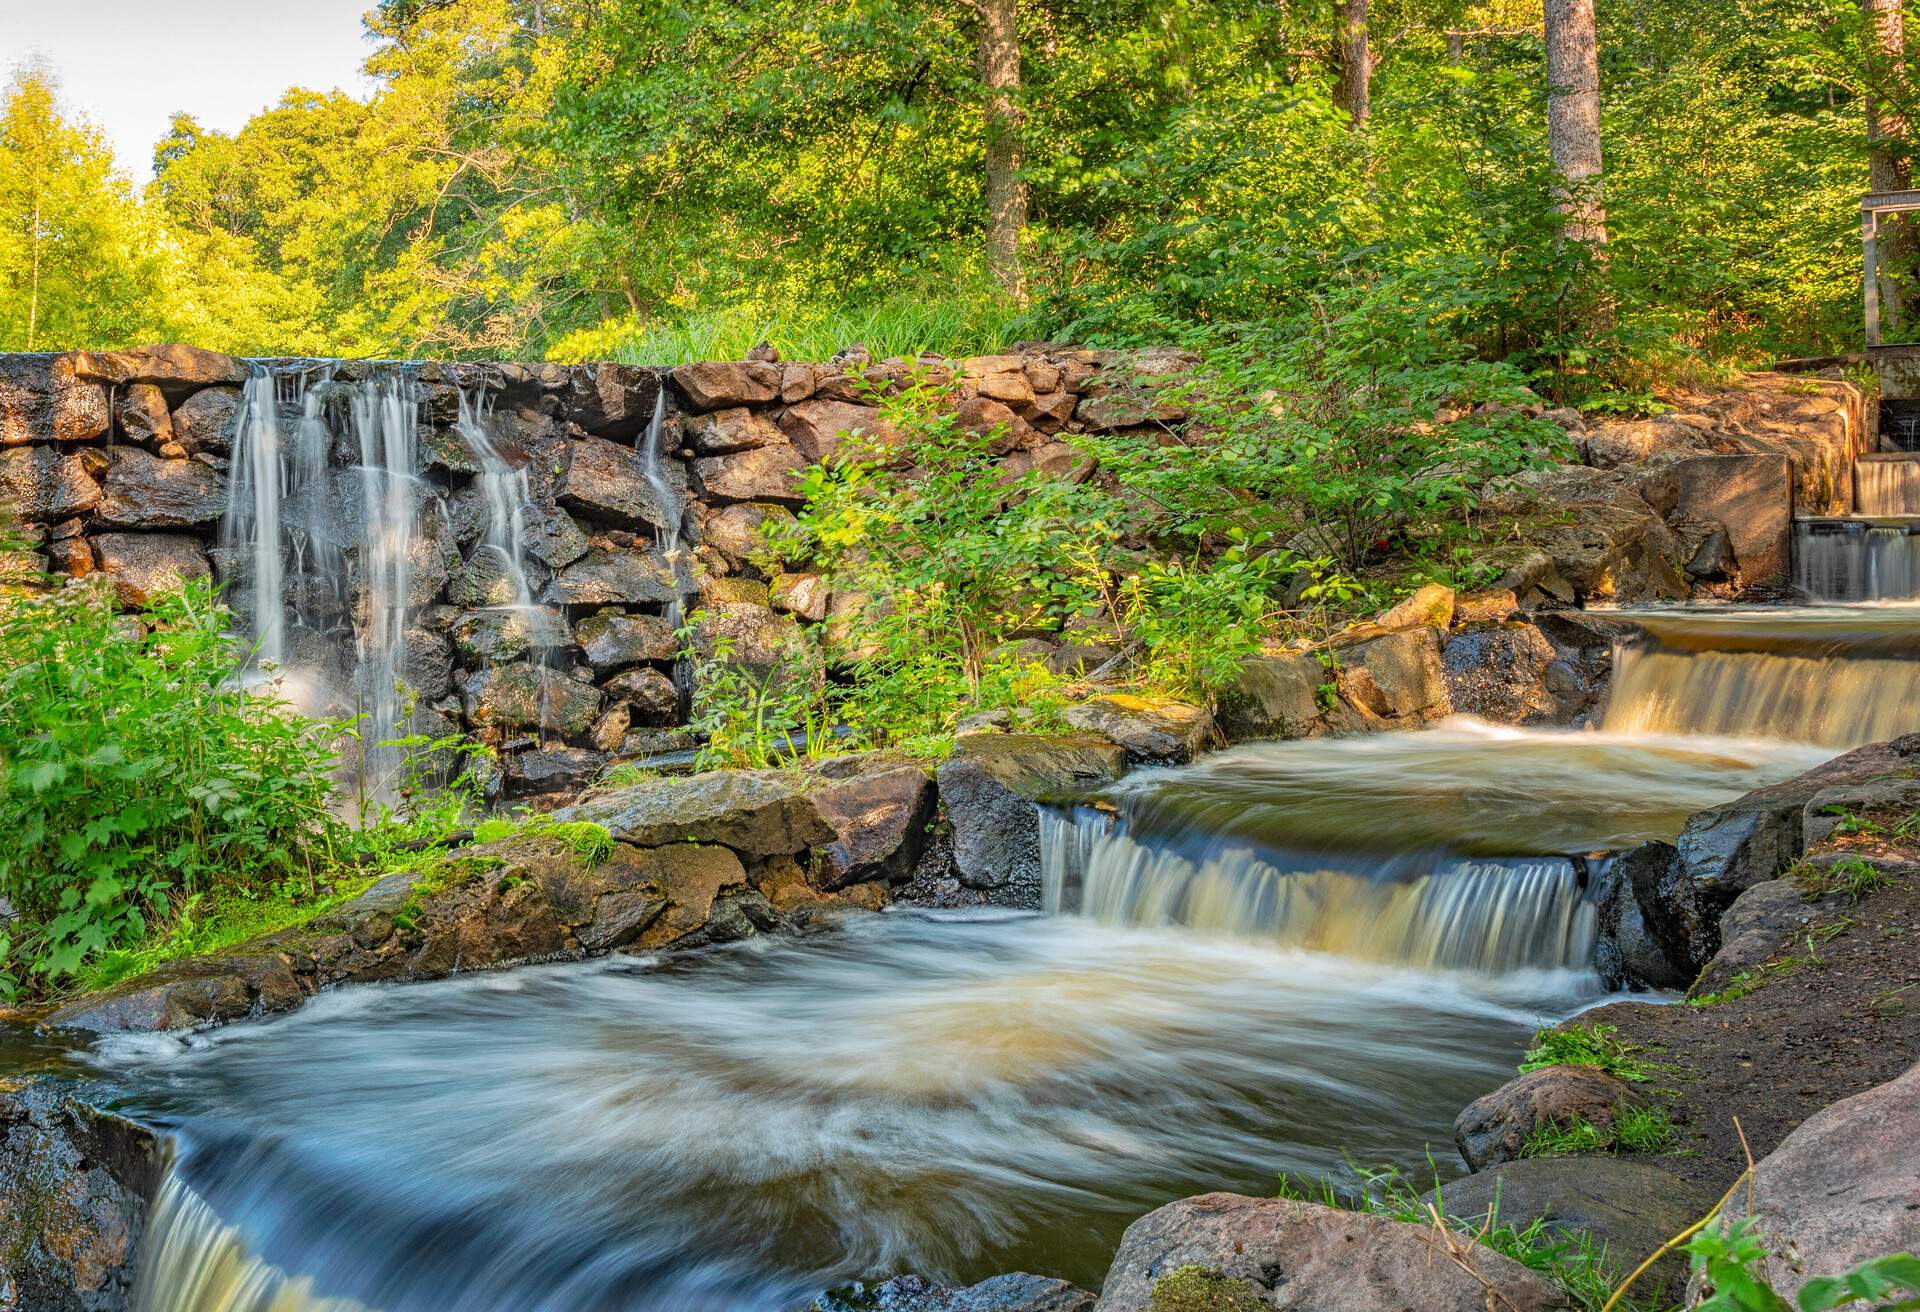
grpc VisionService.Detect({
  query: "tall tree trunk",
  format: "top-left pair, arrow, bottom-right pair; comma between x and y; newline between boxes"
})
1332,0 -> 1371,126
1544,0 -> 1607,245
1865,0 -> 1911,332
981,0 -> 1026,298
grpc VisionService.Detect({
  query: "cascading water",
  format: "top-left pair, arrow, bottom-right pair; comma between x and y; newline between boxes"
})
346,373 -> 423,799
1856,453 -> 1920,515
639,388 -> 694,710
452,383 -> 538,616
1794,518 -> 1920,602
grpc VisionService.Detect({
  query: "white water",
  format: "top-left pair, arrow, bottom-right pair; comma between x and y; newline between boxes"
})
452,384 -> 538,615
639,388 -> 692,708
346,374 -> 423,799
1856,454 -> 1920,516
1794,519 -> 1920,602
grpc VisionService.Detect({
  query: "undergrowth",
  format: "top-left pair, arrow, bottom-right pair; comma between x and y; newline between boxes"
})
1521,1106 -> 1675,1159
1519,1024 -> 1653,1082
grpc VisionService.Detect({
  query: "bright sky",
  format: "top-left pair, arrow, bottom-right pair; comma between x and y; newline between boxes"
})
0,0 -> 378,181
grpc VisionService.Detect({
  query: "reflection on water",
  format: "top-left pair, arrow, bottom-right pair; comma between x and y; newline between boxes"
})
95,913 -> 1599,1312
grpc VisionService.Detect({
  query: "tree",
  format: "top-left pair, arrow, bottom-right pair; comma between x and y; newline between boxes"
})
1543,0 -> 1606,245
980,0 -> 1027,296
1333,0 -> 1371,125
0,65 -> 168,352
1863,0 -> 1911,331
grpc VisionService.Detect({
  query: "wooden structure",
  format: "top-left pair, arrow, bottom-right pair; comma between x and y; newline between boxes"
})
1863,190 -> 1920,345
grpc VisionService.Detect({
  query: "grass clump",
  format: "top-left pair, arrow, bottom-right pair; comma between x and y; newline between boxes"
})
1793,855 -> 1896,904
1148,1266 -> 1267,1312
1521,1106 -> 1675,1159
1519,1023 -> 1652,1083
471,813 -> 616,867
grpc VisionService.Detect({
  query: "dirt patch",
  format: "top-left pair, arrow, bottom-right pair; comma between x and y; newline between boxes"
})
1585,865 -> 1920,1196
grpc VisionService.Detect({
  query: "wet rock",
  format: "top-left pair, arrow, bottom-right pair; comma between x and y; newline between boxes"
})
0,445 -> 102,519
93,533 -> 211,607
686,406 -> 784,455
1093,1192 -> 1569,1312
700,501 -> 798,565
403,628 -> 456,701
669,361 -> 782,412
563,363 -> 660,440
555,436 -> 685,532
95,445 -> 227,528
1334,627 -> 1450,724
837,1272 -> 1095,1312
558,770 -> 836,857
70,344 -> 249,391
451,606 -> 571,665
506,745 -> 609,793
1428,1158 -> 1713,1302
1593,845 -> 1692,991
603,666 -> 680,725
807,754 -> 936,888
460,662 -> 602,736
767,571 -> 827,621
524,503 -> 592,571
937,735 -> 1127,892
116,383 -> 172,447
168,385 -> 242,455
575,610 -> 676,670
692,442 -> 809,505
1700,1060 -> 1920,1305
692,601 -> 812,683
0,1077 -> 161,1311
543,547 -> 678,607
1453,1066 -> 1648,1171
778,399 -> 897,463
45,536 -> 95,578
1060,694 -> 1216,763
1216,651 -> 1328,742
1442,623 -> 1558,724
0,354 -> 110,444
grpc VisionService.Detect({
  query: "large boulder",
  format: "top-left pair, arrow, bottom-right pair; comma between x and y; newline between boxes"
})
1452,1065 -> 1648,1171
0,1077 -> 161,1311
1216,651 -> 1327,742
692,442 -> 809,505
1701,1061 -> 1920,1305
460,662 -> 603,736
778,399 -> 897,463
94,446 -> 227,528
1333,627 -> 1450,724
1060,694 -> 1216,763
1632,452 -> 1792,587
575,610 -> 677,670
543,547 -> 679,606
1443,623 -> 1559,724
936,735 -> 1127,893
0,355 -> 111,445
93,533 -> 211,607
554,435 -> 684,532
70,344 -> 249,391
807,754 -> 936,888
1428,1158 -> 1714,1302
557,770 -> 836,857
0,446 -> 102,520
1690,875 -> 1856,999
562,363 -> 660,440
1592,845 -> 1692,991
669,361 -> 782,412
1093,1192 -> 1570,1312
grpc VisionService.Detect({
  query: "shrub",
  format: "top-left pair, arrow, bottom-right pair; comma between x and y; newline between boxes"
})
0,576 -> 344,999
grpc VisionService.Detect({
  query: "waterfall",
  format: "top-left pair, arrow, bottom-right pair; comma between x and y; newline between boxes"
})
453,383 -> 537,615
1038,809 -> 1597,974
135,1168 -> 364,1312
1856,454 -> 1920,516
346,374 -> 423,799
1793,519 -> 1920,601
1598,607 -> 1920,747
639,389 -> 693,710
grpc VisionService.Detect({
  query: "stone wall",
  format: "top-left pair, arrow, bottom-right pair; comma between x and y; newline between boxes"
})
0,342 -> 1192,796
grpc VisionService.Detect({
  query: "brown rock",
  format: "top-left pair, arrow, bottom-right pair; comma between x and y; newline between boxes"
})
117,383 -> 173,447
699,501 -> 799,565
1061,694 -> 1216,764
769,571 -> 829,621
603,666 -> 680,725
977,371 -> 1036,406
1333,628 -> 1450,723
692,443 -> 808,505
807,755 -> 935,888
1022,389 -> 1078,431
169,386 -> 242,455
0,446 -> 102,519
1094,1192 -> 1569,1312
559,769 -> 836,857
669,361 -> 781,412
952,395 -> 1032,453
1453,1065 -> 1647,1171
96,445 -> 227,528
779,363 -> 818,403
1024,361 -> 1064,393
70,344 -> 249,390
93,533 -> 211,606
0,355 -> 110,444
1375,583 -> 1455,631
686,407 -> 784,455
1454,588 -> 1520,625
777,399 -> 897,463
460,662 -> 603,736
44,536 -> 94,577
555,436 -> 684,531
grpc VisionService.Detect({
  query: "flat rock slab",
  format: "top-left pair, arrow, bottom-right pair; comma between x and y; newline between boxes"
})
1061,694 -> 1215,763
558,770 -> 836,857
1093,1192 -> 1571,1312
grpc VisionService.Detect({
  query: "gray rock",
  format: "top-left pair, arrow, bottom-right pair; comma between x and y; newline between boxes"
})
808,755 -> 936,888
555,435 -> 685,531
937,735 -> 1127,892
603,666 -> 680,725
1093,1192 -> 1570,1312
1216,651 -> 1327,741
506,745 -> 609,793
544,548 -> 678,607
769,571 -> 829,621
0,1078 -> 161,1311
93,533 -> 212,607
1691,878 -> 1846,998
451,606 -> 571,665
0,445 -> 102,519
576,610 -> 677,669
557,770 -> 836,857
1701,1060 -> 1920,1305
1428,1158 -> 1713,1302
404,627 -> 456,702
700,501 -> 798,565
842,1272 -> 1094,1312
1060,694 -> 1216,763
1443,624 -> 1558,724
692,602 -> 811,683
170,386 -> 242,455
1593,845 -> 1692,991
95,445 -> 227,528
460,662 -> 602,736
1453,1065 -> 1647,1171
0,354 -> 110,444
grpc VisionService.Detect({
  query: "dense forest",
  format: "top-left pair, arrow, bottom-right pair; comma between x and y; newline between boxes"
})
0,0 -> 1911,389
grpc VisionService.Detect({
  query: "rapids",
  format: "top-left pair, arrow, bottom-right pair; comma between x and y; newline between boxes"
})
95,914 -> 1596,1312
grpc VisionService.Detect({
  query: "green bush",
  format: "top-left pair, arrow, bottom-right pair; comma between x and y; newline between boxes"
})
0,576 -> 344,999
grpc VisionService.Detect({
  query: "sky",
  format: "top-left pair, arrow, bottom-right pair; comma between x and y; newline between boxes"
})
0,0 -> 377,181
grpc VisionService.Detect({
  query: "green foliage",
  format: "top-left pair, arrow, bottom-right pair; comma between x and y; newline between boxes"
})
1519,1024 -> 1652,1083
471,813 -> 615,866
0,577 -> 344,1000
1148,1266 -> 1267,1312
1521,1106 -> 1675,1159
1688,1217 -> 1920,1311
1794,855 -> 1895,903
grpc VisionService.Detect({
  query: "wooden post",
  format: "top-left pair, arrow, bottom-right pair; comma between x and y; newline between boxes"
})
1868,207 -> 1884,348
